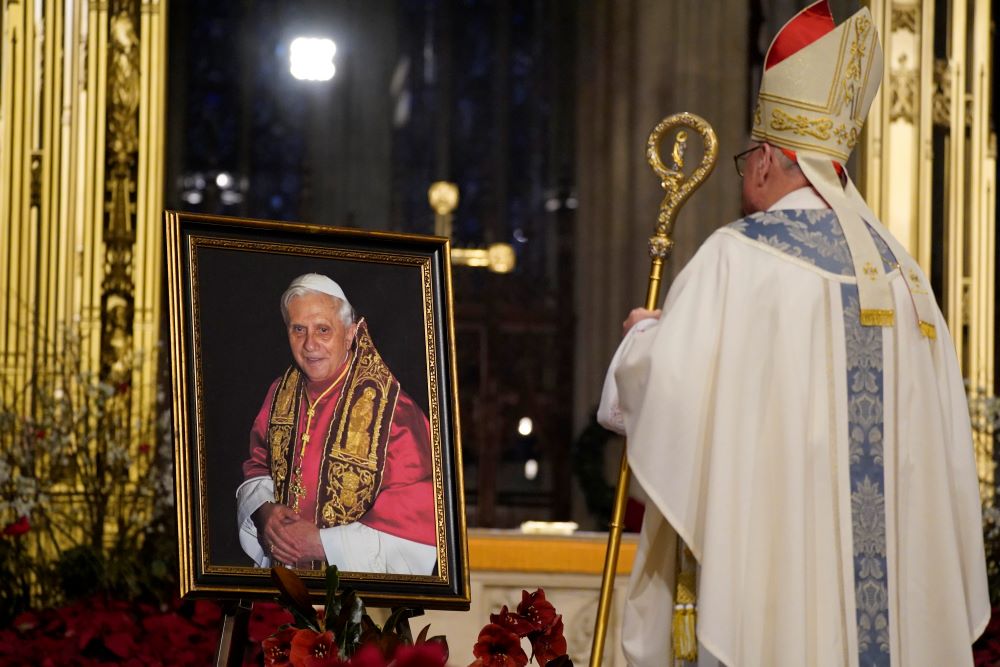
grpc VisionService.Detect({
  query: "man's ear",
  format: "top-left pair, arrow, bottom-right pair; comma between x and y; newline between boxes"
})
755,143 -> 773,184
346,322 -> 358,347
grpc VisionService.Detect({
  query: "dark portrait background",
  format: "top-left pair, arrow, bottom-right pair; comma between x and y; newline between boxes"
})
195,243 -> 430,566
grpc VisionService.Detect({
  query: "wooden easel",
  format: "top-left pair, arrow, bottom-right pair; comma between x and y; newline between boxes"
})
215,599 -> 252,667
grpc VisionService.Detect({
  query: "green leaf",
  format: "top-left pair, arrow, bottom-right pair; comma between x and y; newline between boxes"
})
358,615 -> 381,645
332,589 -> 364,654
382,606 -> 409,636
271,567 -> 319,631
323,564 -> 340,630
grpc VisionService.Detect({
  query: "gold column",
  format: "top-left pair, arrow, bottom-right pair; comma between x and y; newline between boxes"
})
0,0 -> 167,432
965,0 -> 995,499
1,0 -> 37,404
862,0 -> 995,500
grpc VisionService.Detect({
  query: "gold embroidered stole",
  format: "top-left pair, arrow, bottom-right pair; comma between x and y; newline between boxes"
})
267,365 -> 301,505
266,319 -> 400,527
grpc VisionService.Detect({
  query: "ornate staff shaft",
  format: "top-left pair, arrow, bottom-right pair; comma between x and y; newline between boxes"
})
589,112 -> 717,667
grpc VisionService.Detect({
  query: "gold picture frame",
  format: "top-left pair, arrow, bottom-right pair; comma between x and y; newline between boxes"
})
165,211 -> 469,610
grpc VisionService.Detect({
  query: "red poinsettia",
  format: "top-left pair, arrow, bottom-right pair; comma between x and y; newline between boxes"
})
3,515 -> 31,536
471,622 -> 529,667
0,595 -> 221,665
263,626 -> 298,666
289,628 -> 341,666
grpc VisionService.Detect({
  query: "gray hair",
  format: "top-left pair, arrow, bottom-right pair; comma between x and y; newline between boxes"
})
280,286 -> 354,327
772,146 -> 802,173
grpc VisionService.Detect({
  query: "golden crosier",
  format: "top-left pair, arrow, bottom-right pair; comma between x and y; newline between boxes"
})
645,112 -> 719,257
590,112 -> 718,667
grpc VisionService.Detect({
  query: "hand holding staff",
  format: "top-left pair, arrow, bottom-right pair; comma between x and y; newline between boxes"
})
588,112 -> 717,667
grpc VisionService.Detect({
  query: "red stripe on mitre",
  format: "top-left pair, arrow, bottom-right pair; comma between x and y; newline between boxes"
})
780,147 -> 845,176
765,0 -> 836,70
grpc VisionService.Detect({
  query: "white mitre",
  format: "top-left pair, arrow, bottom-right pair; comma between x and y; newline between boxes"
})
751,0 -> 936,338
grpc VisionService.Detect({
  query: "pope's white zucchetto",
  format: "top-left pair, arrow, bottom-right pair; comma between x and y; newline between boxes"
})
288,273 -> 348,303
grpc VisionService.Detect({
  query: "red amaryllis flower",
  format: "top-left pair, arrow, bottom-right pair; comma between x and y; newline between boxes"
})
529,615 -> 567,666
348,642 -> 387,667
393,642 -> 448,666
472,623 -> 528,667
490,605 -> 539,638
289,628 -> 340,666
263,626 -> 297,666
3,516 -> 30,537
250,603 -> 295,644
516,590 -> 557,632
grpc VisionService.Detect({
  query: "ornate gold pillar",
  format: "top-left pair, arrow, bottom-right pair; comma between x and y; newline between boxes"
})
0,0 -> 166,423
861,0 -> 995,499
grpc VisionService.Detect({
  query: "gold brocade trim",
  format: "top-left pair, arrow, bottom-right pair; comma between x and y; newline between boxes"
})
834,15 -> 871,117
770,108 -> 833,140
320,319 -> 400,527
860,309 -> 895,327
919,321 -> 937,339
751,125 -> 850,161
268,366 -> 302,503
833,123 -> 860,149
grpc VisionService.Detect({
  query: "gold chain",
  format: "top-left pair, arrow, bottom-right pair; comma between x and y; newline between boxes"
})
288,363 -> 349,513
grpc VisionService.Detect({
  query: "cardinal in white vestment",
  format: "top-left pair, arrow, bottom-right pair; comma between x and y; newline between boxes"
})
598,2 -> 990,666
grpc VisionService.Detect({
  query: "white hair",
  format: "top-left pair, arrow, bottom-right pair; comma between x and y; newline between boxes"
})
280,274 -> 354,326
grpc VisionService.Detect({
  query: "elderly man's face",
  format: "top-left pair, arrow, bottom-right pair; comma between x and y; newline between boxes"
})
286,292 -> 356,384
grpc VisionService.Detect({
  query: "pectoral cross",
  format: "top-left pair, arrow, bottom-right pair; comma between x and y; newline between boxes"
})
427,181 -> 516,273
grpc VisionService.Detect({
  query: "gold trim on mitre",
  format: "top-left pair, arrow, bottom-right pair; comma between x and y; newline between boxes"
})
751,0 -> 882,164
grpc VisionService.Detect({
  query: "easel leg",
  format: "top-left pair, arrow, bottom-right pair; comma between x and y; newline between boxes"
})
215,599 -> 252,667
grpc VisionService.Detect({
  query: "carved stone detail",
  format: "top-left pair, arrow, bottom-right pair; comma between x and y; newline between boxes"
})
891,6 -> 919,33
932,58 -> 951,127
889,55 -> 917,124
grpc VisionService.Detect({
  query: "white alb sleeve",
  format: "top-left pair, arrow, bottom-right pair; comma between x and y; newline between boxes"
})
318,523 -> 437,575
235,476 -> 275,567
597,317 -> 659,435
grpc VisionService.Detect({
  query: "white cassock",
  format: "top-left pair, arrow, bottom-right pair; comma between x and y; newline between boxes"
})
599,188 -> 989,667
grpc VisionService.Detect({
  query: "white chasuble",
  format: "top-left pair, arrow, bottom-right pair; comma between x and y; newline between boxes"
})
599,198 -> 989,667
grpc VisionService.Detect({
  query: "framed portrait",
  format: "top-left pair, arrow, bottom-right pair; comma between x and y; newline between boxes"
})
165,211 -> 469,610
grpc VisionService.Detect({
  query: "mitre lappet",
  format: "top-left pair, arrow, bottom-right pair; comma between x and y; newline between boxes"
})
752,0 -> 937,338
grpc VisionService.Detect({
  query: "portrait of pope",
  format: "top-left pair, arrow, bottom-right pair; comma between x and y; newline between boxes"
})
234,272 -> 438,575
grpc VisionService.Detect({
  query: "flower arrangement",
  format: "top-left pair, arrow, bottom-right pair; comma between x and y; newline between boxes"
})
0,595 -> 220,665
469,589 -> 571,667
263,565 -> 448,666
263,565 -> 573,667
967,385 -> 1000,665
0,325 -> 175,624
